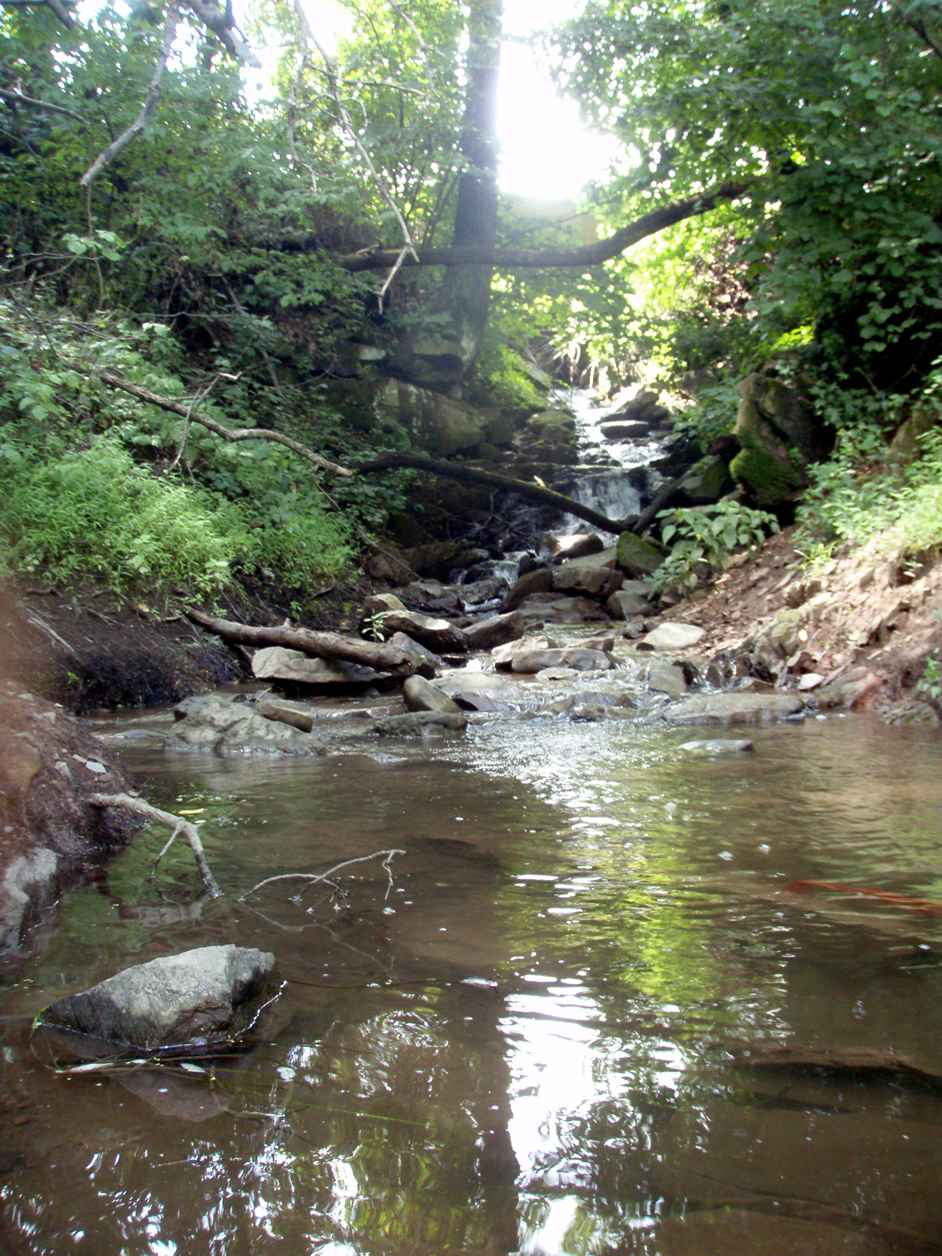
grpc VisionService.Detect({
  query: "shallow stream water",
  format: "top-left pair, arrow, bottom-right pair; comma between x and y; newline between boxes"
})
2,706 -> 942,1254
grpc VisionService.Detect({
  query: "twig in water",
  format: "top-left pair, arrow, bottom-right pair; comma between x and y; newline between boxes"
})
241,849 -> 406,902
89,792 -> 221,897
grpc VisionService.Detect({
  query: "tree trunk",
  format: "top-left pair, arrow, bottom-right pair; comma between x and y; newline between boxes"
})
184,609 -> 426,676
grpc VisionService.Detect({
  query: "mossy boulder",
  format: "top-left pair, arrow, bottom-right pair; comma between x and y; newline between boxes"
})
676,454 -> 732,505
731,372 -> 831,508
616,531 -> 665,577
374,379 -> 490,457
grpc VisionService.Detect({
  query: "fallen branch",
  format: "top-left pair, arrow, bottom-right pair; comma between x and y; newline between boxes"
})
787,879 -> 942,917
97,370 -> 353,478
80,4 -> 179,188
89,792 -> 221,898
354,451 -> 634,534
185,607 -> 427,677
242,848 -> 406,902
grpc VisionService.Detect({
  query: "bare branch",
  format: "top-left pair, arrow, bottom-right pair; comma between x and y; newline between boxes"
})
89,792 -> 221,897
80,4 -> 180,188
96,369 -> 353,478
0,86 -> 85,124
242,849 -> 406,902
292,0 -> 419,303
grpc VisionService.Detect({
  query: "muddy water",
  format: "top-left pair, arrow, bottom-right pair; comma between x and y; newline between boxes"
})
2,711 -> 942,1254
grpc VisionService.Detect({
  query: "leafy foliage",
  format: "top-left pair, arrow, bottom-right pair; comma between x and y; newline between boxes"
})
651,500 -> 779,595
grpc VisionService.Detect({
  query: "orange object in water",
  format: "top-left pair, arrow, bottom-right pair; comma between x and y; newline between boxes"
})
786,879 -> 942,916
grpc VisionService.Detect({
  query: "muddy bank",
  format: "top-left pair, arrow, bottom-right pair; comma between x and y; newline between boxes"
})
657,527 -> 942,725
0,685 -> 142,957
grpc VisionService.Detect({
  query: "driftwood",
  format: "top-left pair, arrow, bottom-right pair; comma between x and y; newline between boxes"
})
732,1042 -> 942,1091
354,451 -> 633,535
185,607 -> 423,676
89,792 -> 221,897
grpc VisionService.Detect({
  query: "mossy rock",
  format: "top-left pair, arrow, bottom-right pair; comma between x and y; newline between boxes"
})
528,409 -> 577,435
374,379 -> 490,457
677,454 -> 732,504
616,531 -> 665,577
729,445 -> 803,508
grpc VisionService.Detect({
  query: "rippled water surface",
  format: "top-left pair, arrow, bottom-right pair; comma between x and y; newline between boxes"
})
2,710 -> 942,1254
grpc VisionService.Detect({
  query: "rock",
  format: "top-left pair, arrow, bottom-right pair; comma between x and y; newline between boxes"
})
464,611 -> 525,652
674,454 -> 733,505
730,372 -> 832,508
370,711 -> 468,736
396,579 -> 464,615
812,667 -> 884,711
510,647 -> 614,675
1,848 -> 59,954
552,561 -> 623,599
679,739 -> 754,754
362,592 -> 406,617
431,671 -> 521,711
744,610 -> 809,680
607,582 -> 653,618
492,635 -> 549,670
252,646 -> 391,688
0,687 -> 140,955
536,667 -> 579,681
666,693 -> 804,725
643,659 -> 689,699
374,378 -> 492,456
169,695 -> 323,757
502,567 -> 554,611
598,419 -> 653,440
797,672 -> 825,691
551,533 -> 605,562
380,609 -> 469,654
640,622 -> 706,651
364,550 -> 417,585
385,632 -> 442,674
516,595 -> 610,625
582,633 -> 616,652
616,532 -> 665,577
609,390 -> 671,427
40,946 -> 274,1050
403,675 -> 462,715
458,578 -> 505,608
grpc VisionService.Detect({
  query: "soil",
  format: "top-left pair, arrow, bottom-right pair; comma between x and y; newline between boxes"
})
657,526 -> 942,724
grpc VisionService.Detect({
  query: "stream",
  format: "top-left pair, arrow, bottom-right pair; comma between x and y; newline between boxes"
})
2,709 -> 942,1254
3,396 -> 942,1254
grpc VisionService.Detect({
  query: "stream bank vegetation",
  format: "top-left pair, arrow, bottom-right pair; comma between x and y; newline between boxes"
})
0,0 -> 939,712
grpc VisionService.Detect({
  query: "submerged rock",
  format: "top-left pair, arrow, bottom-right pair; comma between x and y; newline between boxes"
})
666,693 -> 804,725
170,695 -> 324,756
679,739 -> 755,754
370,711 -> 468,736
41,945 -> 275,1051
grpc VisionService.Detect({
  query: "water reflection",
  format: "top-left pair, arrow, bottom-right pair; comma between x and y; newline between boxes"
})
1,714 -> 941,1252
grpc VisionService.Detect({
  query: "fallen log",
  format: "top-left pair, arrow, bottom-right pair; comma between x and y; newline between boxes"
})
353,451 -> 635,535
89,793 -> 221,898
732,1042 -> 942,1091
185,608 -> 424,677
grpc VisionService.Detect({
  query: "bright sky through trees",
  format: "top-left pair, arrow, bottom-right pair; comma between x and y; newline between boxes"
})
293,0 -> 615,203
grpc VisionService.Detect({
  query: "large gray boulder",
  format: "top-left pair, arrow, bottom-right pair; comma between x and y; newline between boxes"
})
516,594 -> 610,625
509,647 -> 614,675
430,671 -> 522,712
640,622 -> 707,651
41,946 -> 275,1050
607,581 -> 653,619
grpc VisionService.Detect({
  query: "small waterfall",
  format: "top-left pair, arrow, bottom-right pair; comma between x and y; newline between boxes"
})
554,471 -> 642,537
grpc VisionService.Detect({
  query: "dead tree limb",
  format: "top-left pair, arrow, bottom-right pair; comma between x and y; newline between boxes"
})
184,607 -> 427,676
354,451 -> 634,534
183,0 -> 259,66
278,180 -> 749,272
0,87 -> 86,124
97,370 -> 353,478
732,1042 -> 942,1091
80,5 -> 180,188
89,792 -> 221,898
242,848 -> 405,902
